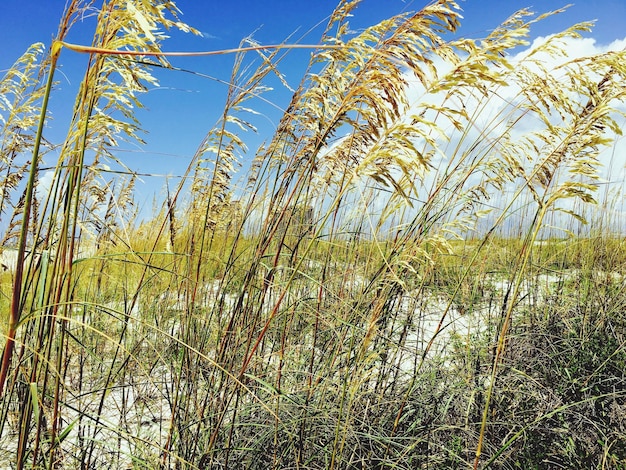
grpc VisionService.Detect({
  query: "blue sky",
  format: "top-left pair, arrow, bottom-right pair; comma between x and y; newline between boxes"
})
0,0 -> 625,213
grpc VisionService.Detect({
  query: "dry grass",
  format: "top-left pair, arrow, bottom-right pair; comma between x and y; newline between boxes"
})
0,0 -> 625,468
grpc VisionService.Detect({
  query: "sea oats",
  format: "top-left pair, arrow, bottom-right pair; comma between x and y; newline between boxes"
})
1,1 -> 625,468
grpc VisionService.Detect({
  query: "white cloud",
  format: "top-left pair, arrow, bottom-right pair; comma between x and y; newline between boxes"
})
36,170 -> 55,201
398,33 -> 626,234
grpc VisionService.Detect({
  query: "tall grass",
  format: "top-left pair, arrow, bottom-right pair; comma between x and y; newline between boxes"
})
0,0 -> 625,468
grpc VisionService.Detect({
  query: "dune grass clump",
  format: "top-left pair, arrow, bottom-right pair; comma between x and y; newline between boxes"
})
0,0 -> 625,468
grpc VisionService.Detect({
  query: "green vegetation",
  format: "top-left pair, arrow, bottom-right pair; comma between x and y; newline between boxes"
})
0,1 -> 625,468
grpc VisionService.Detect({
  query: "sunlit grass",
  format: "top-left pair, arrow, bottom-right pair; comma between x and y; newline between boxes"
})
0,0 -> 625,469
